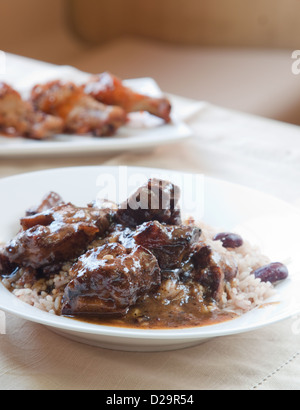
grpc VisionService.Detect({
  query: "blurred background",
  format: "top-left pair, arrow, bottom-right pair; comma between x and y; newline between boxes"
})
1,0 -> 300,125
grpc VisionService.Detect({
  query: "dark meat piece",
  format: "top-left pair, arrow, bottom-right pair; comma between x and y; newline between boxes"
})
26,191 -> 64,216
191,242 -> 238,301
31,80 -> 127,137
116,178 -> 182,227
61,243 -> 161,316
0,82 -> 64,139
130,219 -> 238,302
114,219 -> 237,303
3,203 -> 111,269
133,221 -> 201,271
85,72 -> 172,123
0,251 -> 17,276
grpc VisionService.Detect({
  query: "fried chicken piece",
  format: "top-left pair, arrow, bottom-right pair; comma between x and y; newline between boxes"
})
116,178 -> 182,227
31,80 -> 127,137
85,72 -> 172,123
0,82 -> 64,139
61,243 -> 161,316
2,203 -> 111,270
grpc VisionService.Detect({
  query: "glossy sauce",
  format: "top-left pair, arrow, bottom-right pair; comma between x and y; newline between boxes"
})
70,292 -> 238,329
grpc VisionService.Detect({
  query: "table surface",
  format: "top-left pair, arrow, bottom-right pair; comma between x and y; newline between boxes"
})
1,55 -> 300,391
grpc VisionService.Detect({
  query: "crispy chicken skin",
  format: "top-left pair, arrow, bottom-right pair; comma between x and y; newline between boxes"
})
85,72 -> 172,123
0,82 -> 64,139
31,80 -> 127,137
61,243 -> 161,316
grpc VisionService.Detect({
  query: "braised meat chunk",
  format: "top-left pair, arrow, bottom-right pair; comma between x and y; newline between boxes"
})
85,72 -> 172,123
133,221 -> 201,271
0,82 -> 63,139
31,80 -> 127,137
26,191 -> 65,216
123,220 -> 236,302
61,243 -> 161,316
0,251 -> 17,277
3,203 -> 111,270
116,178 -> 182,227
191,242 -> 238,301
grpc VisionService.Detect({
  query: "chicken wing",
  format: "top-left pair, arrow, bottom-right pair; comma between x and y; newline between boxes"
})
31,80 -> 127,137
0,82 -> 63,139
85,72 -> 172,123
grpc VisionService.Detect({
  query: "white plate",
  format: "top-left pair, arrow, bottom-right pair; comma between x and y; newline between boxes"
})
0,166 -> 299,352
0,59 -> 192,157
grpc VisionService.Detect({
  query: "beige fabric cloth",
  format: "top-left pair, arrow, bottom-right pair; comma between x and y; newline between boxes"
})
1,71 -> 300,390
0,313 -> 299,390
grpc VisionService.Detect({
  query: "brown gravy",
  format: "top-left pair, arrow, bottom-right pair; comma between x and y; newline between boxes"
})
70,294 -> 238,329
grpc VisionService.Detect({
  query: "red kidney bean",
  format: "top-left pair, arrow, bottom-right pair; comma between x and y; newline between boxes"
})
213,232 -> 244,249
253,262 -> 289,283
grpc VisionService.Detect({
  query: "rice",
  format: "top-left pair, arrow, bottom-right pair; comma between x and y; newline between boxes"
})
189,219 -> 276,314
4,264 -> 72,316
13,288 -> 57,314
1,220 -> 279,319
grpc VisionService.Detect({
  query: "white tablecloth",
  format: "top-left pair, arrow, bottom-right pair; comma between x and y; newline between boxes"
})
0,55 -> 300,390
